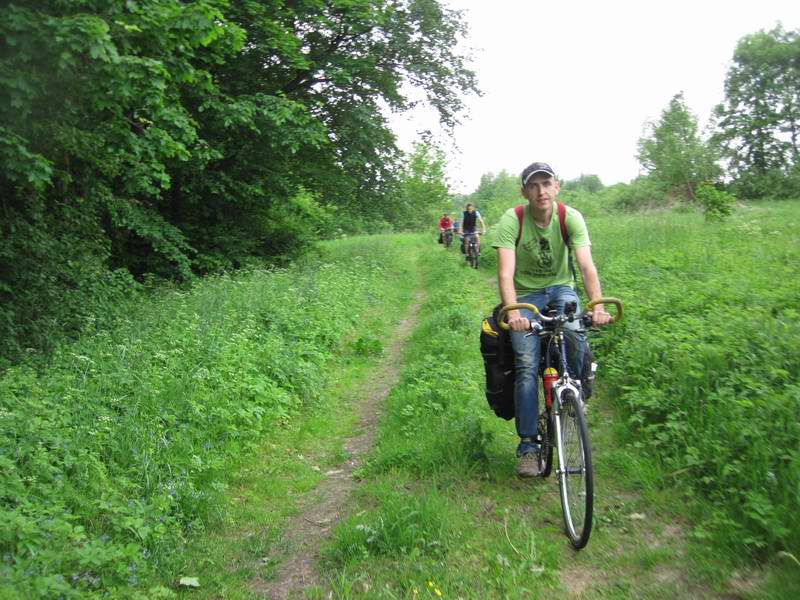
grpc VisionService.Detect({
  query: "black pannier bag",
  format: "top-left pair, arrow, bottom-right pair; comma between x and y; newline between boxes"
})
480,305 -> 515,420
480,304 -> 596,420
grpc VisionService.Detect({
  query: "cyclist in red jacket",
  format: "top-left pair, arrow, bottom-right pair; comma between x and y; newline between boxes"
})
438,213 -> 453,243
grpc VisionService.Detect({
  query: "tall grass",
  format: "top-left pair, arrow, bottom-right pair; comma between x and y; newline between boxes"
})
0,235 -> 416,599
589,202 -> 800,557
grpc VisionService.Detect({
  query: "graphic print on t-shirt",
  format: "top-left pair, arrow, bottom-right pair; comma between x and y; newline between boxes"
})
521,234 -> 555,277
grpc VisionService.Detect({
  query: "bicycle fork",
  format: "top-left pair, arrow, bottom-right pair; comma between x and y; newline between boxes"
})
552,380 -> 584,483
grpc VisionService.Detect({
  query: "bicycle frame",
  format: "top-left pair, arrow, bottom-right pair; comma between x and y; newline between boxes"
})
540,325 -> 583,462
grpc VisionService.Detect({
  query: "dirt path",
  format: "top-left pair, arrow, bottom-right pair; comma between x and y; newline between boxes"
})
251,292 -> 425,599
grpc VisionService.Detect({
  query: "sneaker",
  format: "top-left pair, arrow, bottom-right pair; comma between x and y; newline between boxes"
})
517,452 -> 540,478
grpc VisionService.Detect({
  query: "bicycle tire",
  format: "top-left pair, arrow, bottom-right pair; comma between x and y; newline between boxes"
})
538,410 -> 554,477
467,241 -> 478,268
557,392 -> 593,549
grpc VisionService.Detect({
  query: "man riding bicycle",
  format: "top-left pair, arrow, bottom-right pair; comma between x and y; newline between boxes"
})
438,213 -> 454,243
491,162 -> 612,478
457,203 -> 486,258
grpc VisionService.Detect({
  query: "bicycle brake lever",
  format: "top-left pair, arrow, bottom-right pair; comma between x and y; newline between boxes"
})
525,321 -> 544,337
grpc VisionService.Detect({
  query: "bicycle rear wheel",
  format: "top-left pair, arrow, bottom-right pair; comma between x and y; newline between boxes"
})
557,392 -> 593,549
538,409 -> 554,477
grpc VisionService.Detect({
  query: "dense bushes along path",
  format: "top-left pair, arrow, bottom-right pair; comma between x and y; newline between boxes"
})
0,235 -> 420,598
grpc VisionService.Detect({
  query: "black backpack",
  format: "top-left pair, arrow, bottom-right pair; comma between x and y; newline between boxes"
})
479,304 -> 595,420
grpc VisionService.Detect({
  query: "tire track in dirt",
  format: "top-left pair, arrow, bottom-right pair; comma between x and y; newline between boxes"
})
251,291 -> 426,599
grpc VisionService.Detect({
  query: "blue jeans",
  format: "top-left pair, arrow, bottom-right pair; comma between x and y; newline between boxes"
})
510,286 -> 585,457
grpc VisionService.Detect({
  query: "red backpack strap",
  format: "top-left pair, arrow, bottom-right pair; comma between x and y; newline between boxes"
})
514,204 -> 525,246
557,202 -> 570,247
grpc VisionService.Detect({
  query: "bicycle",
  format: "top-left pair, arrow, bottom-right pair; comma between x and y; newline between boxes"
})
498,297 -> 623,549
443,228 -> 454,248
464,232 -> 480,268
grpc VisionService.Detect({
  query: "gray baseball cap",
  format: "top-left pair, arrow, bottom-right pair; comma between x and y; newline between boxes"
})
521,162 -> 556,186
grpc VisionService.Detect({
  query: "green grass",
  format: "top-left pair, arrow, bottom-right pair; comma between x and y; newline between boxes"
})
4,202 -> 800,598
0,234 -> 421,599
315,242 -> 576,598
316,207 -> 800,598
588,202 -> 800,559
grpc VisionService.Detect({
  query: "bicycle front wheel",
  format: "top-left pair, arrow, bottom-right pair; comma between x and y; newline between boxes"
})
557,393 -> 593,549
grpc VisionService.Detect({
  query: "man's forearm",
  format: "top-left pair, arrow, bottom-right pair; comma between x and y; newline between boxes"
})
498,274 -> 517,307
581,265 -> 604,310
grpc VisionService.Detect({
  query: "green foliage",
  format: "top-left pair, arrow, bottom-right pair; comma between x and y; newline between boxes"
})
0,0 -> 478,367
695,184 -> 735,221
396,142 -> 452,230
591,202 -> 800,558
637,92 -> 721,200
350,333 -> 385,357
561,173 -> 605,194
325,487 -> 451,565
600,176 -> 670,212
463,170 -> 520,224
0,236 -> 409,598
713,26 -> 800,198
557,188 -> 608,219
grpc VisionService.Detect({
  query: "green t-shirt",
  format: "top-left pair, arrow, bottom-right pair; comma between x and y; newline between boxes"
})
491,203 -> 591,294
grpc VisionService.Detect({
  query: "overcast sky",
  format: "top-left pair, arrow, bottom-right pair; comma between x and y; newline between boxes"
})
390,0 -> 800,194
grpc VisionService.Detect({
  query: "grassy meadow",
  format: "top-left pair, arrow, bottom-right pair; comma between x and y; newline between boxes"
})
0,236 -> 420,599
314,201 -> 800,597
1,201 -> 799,598
589,202 -> 800,558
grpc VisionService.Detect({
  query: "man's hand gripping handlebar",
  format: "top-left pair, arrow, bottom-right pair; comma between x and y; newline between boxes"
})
497,298 -> 624,332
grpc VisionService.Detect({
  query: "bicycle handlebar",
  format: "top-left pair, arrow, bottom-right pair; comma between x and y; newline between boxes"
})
496,297 -> 623,331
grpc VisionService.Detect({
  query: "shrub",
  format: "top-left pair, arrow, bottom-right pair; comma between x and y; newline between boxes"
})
591,203 -> 800,557
695,183 -> 735,221
0,236 -> 412,598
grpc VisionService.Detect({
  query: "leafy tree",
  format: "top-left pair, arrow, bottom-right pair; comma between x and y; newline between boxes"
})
1,0 -> 242,363
0,0 -> 478,366
637,92 -> 721,200
465,170 -> 520,223
561,174 -> 604,194
599,177 -> 668,212
712,26 -> 800,198
396,142 -> 451,230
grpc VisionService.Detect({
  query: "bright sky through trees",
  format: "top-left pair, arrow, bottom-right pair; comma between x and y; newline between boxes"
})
391,0 -> 800,193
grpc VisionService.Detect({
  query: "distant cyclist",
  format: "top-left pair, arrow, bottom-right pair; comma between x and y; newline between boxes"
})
491,162 -> 612,478
457,203 -> 486,257
438,213 -> 454,243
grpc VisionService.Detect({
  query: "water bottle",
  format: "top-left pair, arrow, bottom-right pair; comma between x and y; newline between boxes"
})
543,367 -> 558,407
